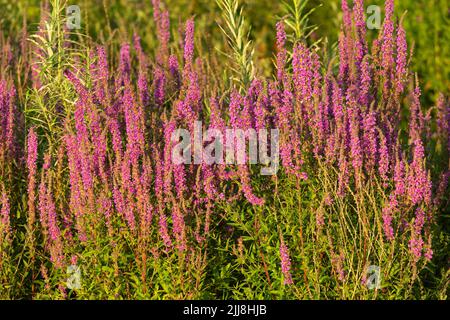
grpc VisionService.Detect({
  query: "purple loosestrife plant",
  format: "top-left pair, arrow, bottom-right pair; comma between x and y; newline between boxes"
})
395,22 -> 408,95
279,235 -> 293,285
380,0 -> 395,96
0,191 -> 10,243
27,128 -> 38,229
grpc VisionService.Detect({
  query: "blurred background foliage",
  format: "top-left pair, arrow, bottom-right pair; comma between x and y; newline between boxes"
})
0,0 -> 448,103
